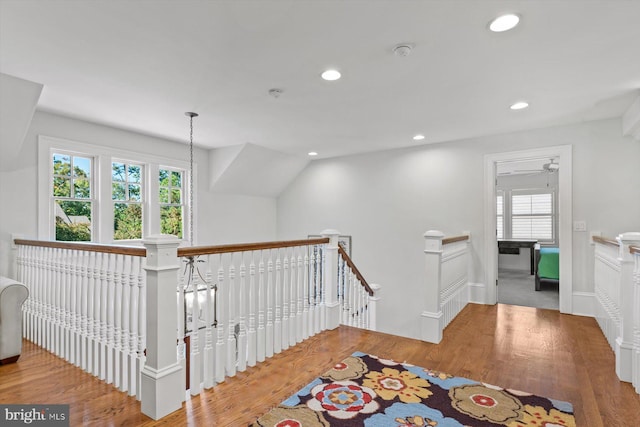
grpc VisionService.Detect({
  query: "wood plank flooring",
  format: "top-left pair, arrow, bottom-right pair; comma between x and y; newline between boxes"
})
1,303 -> 639,426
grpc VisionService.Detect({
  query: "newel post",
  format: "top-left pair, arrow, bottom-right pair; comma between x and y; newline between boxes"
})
321,229 -> 341,330
141,235 -> 183,420
421,230 -> 444,344
368,283 -> 381,331
616,231 -> 640,382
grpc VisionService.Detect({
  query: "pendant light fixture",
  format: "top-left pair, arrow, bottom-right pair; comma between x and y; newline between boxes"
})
181,112 -> 217,334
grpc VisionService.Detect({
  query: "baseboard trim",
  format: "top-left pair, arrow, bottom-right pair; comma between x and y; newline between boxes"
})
468,282 -> 486,304
572,291 -> 595,317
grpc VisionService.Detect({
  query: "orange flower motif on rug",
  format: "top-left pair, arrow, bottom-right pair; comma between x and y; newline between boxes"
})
363,367 -> 432,403
449,383 -> 523,424
508,404 -> 577,427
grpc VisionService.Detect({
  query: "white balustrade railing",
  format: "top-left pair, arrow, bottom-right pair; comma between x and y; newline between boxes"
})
15,241 -> 146,400
337,245 -> 380,331
421,231 -> 471,344
631,245 -> 640,394
592,232 -> 640,384
177,232 -> 380,395
13,230 -> 381,419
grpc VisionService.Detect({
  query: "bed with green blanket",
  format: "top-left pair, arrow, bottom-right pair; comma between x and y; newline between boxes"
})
535,246 -> 559,291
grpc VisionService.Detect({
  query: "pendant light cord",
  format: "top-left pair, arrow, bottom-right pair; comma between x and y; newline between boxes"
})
185,112 -> 198,246
189,115 -> 194,246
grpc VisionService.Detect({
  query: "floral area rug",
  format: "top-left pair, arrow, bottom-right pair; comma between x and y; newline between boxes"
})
252,351 -> 576,426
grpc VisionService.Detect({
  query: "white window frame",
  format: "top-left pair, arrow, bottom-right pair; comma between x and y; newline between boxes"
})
111,159 -> 145,241
497,188 -> 557,244
38,135 -> 195,244
51,150 -> 96,241
158,166 -> 186,239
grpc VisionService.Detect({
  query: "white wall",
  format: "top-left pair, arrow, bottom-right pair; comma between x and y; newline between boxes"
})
0,111 -> 277,277
276,118 -> 640,339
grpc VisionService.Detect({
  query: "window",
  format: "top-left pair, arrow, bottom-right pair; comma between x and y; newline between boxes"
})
511,192 -> 553,241
159,168 -> 184,238
39,136 -> 192,244
497,188 -> 555,243
112,162 -> 143,240
52,153 -> 93,241
496,192 -> 504,239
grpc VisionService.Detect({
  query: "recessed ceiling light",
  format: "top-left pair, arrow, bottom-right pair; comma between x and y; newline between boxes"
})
489,14 -> 520,32
510,101 -> 529,110
413,134 -> 425,141
308,151 -> 318,156
321,69 -> 341,81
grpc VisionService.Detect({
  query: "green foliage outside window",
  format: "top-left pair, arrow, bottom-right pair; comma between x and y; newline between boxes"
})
53,154 -> 92,241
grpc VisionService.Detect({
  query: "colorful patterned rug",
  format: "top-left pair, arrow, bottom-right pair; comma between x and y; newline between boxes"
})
252,352 -> 576,426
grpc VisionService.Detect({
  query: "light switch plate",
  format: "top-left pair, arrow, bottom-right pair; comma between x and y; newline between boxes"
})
573,221 -> 587,232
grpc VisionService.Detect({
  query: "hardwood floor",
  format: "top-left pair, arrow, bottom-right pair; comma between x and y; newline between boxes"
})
1,303 -> 639,426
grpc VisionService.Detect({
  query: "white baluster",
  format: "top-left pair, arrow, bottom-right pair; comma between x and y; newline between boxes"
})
237,256 -> 247,372
99,252 -> 109,381
86,251 -> 96,376
302,250 -> 310,340
247,253 -> 257,367
106,253 -> 117,384
281,252 -> 289,351
289,252 -> 297,346
79,251 -> 89,370
92,251 -> 102,377
256,252 -> 266,363
296,252 -> 304,344
226,256 -> 237,377
203,255 -> 214,389
71,250 -> 82,366
120,255 -> 131,392
128,256 -> 140,397
265,251 -> 274,358
274,250 -> 282,354
215,254 -> 226,383
113,254 -> 123,389
55,248 -> 63,357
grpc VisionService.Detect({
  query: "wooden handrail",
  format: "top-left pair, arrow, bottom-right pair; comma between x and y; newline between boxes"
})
337,245 -> 374,296
177,237 -> 330,258
631,245 -> 640,255
13,238 -> 146,257
443,235 -> 470,245
592,235 -> 620,248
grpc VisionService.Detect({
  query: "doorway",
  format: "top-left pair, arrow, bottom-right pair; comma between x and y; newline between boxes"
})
484,146 -> 573,313
495,157 -> 560,309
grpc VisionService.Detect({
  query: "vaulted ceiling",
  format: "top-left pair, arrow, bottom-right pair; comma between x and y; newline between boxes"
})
1,0 -> 639,159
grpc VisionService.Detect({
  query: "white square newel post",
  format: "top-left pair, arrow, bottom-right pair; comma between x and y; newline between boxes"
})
421,230 -> 444,344
321,229 -> 341,330
141,235 -> 183,420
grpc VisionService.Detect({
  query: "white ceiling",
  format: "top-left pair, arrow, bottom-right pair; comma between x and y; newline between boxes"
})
1,0 -> 639,159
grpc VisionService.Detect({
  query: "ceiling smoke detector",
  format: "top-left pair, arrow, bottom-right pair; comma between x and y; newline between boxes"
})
393,44 -> 413,57
268,88 -> 283,98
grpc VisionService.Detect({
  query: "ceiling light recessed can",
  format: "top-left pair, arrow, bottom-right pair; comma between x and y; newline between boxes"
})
510,101 -> 529,110
308,151 -> 318,156
321,69 -> 341,81
489,14 -> 520,32
413,134 -> 425,140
